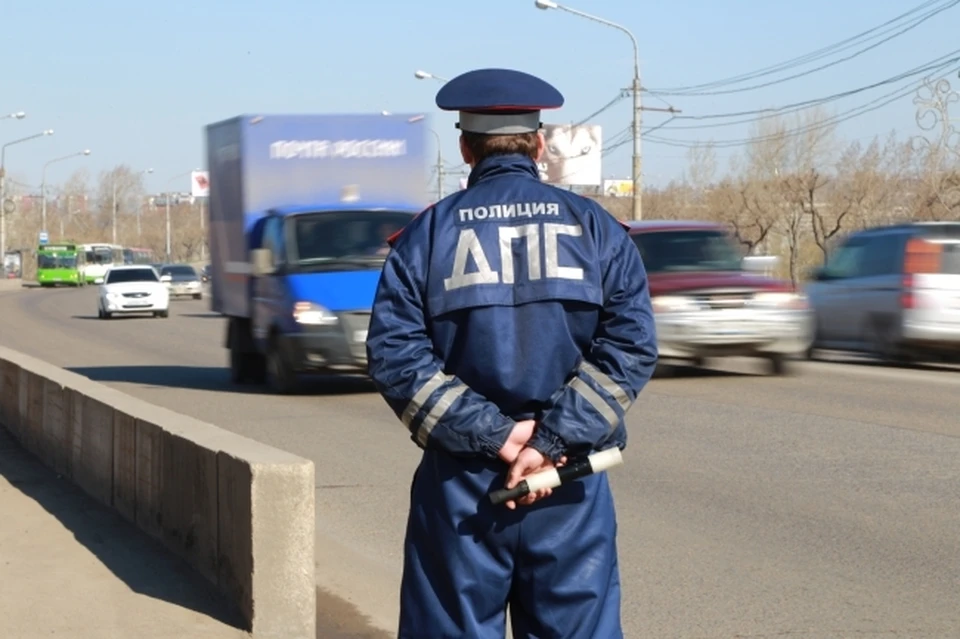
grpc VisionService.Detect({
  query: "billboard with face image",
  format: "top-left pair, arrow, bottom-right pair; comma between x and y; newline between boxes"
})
538,124 -> 602,186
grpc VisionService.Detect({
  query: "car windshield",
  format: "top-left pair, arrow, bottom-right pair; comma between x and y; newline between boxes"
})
291,210 -> 414,270
161,265 -> 197,277
106,268 -> 158,284
631,229 -> 743,273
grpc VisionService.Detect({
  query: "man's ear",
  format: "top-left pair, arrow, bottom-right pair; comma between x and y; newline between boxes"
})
459,134 -> 475,167
535,131 -> 545,162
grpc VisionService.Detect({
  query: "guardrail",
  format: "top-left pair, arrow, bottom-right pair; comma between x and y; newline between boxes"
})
0,345 -> 316,639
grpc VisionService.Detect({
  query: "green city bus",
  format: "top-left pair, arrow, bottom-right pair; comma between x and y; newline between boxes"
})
37,243 -> 86,287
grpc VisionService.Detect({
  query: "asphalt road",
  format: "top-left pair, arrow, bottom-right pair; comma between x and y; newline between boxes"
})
1,284 -> 959,638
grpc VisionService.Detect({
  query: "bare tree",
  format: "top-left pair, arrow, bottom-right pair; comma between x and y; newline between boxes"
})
93,165 -> 150,244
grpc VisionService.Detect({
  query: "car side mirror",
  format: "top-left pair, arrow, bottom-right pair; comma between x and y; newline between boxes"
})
251,248 -> 275,276
160,274 -> 172,282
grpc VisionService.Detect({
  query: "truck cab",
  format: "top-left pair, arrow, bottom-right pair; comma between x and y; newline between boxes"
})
233,205 -> 416,391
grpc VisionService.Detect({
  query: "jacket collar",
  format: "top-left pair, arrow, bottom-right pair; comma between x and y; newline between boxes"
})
467,154 -> 540,188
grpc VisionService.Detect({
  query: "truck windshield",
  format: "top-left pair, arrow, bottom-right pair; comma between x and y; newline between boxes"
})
631,229 -> 743,273
291,210 -> 414,269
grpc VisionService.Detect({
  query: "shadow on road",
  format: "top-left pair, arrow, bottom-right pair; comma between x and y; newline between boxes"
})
653,364 -> 762,381
70,314 -> 162,321
0,426 -> 245,629
66,364 -> 376,396
810,349 -> 960,374
316,587 -> 392,639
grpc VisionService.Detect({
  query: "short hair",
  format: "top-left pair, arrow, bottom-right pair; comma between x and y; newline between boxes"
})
461,131 -> 539,164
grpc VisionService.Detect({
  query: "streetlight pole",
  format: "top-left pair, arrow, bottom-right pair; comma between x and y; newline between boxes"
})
393,112 -> 445,201
42,150 -> 91,238
1,112 -> 26,121
534,0 -> 643,219
1,129 -> 54,263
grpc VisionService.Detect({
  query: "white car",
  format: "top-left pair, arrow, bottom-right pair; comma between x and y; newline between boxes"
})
98,265 -> 170,319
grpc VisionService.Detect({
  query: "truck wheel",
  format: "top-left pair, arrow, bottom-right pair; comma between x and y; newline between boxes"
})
230,340 -> 249,384
266,339 -> 297,394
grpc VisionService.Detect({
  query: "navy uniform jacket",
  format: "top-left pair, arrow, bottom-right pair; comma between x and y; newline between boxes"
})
366,154 -> 658,462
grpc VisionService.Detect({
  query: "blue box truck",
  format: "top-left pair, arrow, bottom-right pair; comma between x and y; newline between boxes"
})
205,113 -> 429,393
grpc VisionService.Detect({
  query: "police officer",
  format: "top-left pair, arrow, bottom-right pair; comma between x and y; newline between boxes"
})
366,68 -> 658,638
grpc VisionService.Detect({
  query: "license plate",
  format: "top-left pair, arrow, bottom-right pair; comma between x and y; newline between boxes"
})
710,323 -> 744,336
353,330 -> 368,343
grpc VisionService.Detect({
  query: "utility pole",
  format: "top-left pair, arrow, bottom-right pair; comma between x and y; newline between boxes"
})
435,152 -> 445,201
631,70 -> 642,220
165,193 -> 171,262
111,180 -> 118,245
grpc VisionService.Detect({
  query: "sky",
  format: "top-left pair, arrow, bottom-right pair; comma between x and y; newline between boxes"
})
1,0 -> 958,197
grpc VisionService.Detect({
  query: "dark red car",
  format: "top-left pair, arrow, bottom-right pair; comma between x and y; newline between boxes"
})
626,220 -> 814,375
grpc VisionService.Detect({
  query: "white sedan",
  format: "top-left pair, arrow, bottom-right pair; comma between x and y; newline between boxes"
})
98,265 -> 170,319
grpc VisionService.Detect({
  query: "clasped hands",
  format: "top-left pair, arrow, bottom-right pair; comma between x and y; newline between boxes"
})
497,419 -> 567,510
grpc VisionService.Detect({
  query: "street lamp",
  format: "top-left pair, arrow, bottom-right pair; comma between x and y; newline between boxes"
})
41,149 -> 92,237
534,0 -> 644,220
0,129 -> 54,264
1,112 -> 26,121
165,169 -> 200,262
414,70 -> 448,83
392,113 -> 445,200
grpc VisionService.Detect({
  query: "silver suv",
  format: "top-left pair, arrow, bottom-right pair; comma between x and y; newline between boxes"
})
805,222 -> 960,363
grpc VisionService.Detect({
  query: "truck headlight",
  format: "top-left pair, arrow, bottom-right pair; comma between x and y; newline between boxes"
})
293,301 -> 338,325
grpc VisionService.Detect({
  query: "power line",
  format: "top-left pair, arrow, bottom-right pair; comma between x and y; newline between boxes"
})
638,66 -> 960,150
647,0 -> 958,98
656,49 -> 960,128
648,0 -> 951,94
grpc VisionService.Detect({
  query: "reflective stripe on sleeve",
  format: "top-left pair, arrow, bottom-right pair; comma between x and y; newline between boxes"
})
578,361 -> 632,411
569,377 -> 620,429
414,384 -> 469,447
401,371 -> 450,429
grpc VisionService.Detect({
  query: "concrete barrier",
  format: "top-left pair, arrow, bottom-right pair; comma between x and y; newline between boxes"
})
0,345 -> 316,639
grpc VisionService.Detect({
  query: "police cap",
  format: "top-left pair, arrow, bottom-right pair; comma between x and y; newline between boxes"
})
435,68 -> 564,135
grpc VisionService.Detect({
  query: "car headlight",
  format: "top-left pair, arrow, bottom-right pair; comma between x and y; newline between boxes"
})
751,292 -> 807,310
293,301 -> 338,325
651,295 -> 701,313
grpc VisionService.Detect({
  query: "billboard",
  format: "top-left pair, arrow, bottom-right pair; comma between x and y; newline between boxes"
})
603,179 -> 633,197
538,124 -> 602,186
191,170 -> 209,197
